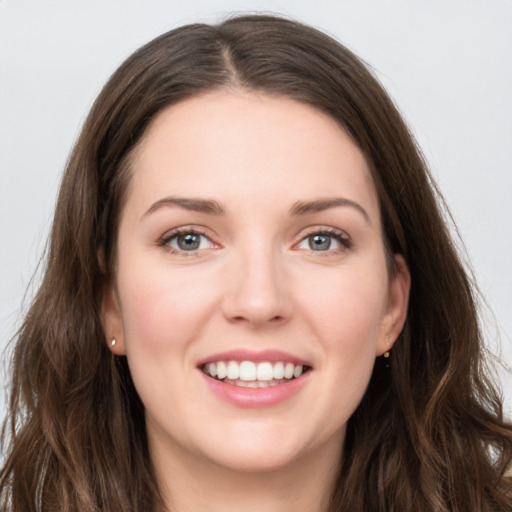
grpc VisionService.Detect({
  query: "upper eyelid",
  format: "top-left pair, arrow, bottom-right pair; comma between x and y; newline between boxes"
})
158,225 -> 351,248
160,226 -> 216,241
295,225 -> 351,241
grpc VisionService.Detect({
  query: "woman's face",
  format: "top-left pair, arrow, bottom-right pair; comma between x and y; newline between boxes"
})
103,90 -> 409,473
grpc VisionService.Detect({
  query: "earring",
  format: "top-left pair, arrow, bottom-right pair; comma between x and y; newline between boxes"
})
110,338 -> 117,347
383,335 -> 391,359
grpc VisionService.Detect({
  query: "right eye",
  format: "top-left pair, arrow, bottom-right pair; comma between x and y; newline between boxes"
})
161,229 -> 215,254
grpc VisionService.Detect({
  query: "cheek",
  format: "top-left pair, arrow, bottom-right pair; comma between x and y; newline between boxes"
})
117,256 -> 218,354
303,264 -> 388,418
299,262 -> 388,362
115,256 -> 222,419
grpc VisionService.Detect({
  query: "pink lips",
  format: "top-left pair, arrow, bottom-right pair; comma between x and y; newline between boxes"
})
197,349 -> 312,409
197,349 -> 311,367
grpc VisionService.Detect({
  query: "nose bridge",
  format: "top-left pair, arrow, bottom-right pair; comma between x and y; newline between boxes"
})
223,232 -> 290,326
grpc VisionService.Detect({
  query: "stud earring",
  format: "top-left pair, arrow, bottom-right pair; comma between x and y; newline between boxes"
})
110,338 -> 117,347
383,335 -> 391,359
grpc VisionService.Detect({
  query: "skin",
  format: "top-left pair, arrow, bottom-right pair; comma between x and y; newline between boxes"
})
103,90 -> 410,512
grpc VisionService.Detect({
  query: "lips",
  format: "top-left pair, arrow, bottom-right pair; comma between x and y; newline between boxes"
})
197,349 -> 312,408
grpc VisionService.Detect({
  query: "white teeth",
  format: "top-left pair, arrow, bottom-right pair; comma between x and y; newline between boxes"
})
226,378 -> 288,387
208,363 -> 217,377
273,361 -> 284,379
239,361 -> 257,381
202,360 -> 309,385
227,361 -> 239,380
256,362 -> 274,381
217,361 -> 227,379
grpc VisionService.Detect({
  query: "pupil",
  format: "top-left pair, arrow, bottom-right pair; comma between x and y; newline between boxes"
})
178,233 -> 200,250
309,234 -> 331,251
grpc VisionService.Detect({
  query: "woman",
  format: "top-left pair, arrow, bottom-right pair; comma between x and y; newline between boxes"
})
1,14 -> 511,512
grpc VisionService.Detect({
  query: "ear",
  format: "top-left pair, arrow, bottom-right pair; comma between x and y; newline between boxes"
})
99,250 -> 127,356
376,254 -> 410,356
101,280 -> 127,355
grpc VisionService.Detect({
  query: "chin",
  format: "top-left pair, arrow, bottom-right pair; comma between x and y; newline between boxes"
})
190,421 -> 329,474
203,444 -> 304,474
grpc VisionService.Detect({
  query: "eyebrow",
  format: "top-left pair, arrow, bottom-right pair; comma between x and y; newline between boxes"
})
142,197 -> 225,217
142,195 -> 369,223
289,197 -> 370,223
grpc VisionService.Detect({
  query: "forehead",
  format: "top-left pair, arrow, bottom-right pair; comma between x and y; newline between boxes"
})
126,90 -> 379,217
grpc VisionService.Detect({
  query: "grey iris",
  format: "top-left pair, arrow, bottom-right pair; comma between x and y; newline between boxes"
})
309,234 -> 331,251
178,233 -> 201,250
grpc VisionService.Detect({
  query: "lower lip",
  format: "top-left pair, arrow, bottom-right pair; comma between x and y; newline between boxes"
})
199,370 -> 311,408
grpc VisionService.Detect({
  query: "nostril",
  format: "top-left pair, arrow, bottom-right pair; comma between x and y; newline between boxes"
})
228,313 -> 285,327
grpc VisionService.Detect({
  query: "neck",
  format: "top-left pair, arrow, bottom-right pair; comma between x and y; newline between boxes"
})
151,436 -> 342,512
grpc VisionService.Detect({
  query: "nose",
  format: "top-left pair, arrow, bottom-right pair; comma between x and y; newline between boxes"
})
221,243 -> 292,328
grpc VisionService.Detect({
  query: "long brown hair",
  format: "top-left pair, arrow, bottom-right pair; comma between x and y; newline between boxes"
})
1,14 -> 511,511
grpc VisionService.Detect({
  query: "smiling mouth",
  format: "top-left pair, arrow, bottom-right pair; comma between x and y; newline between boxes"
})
200,360 -> 311,388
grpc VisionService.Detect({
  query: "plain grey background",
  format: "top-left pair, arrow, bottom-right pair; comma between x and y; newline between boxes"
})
1,0 -> 511,419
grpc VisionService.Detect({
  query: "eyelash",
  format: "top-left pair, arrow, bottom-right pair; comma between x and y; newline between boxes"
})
159,227 -> 214,257
158,226 -> 352,257
298,227 -> 352,255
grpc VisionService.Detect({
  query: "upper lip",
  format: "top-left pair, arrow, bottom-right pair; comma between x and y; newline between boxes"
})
197,349 -> 312,368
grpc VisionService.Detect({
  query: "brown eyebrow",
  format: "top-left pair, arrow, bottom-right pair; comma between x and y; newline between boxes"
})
142,197 -> 225,217
143,196 -> 369,223
289,197 -> 370,223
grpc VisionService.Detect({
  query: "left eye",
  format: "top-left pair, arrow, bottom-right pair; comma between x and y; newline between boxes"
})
167,232 -> 212,251
297,233 -> 345,251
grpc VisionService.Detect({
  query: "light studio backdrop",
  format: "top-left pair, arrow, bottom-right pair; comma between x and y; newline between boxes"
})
1,0 -> 511,418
